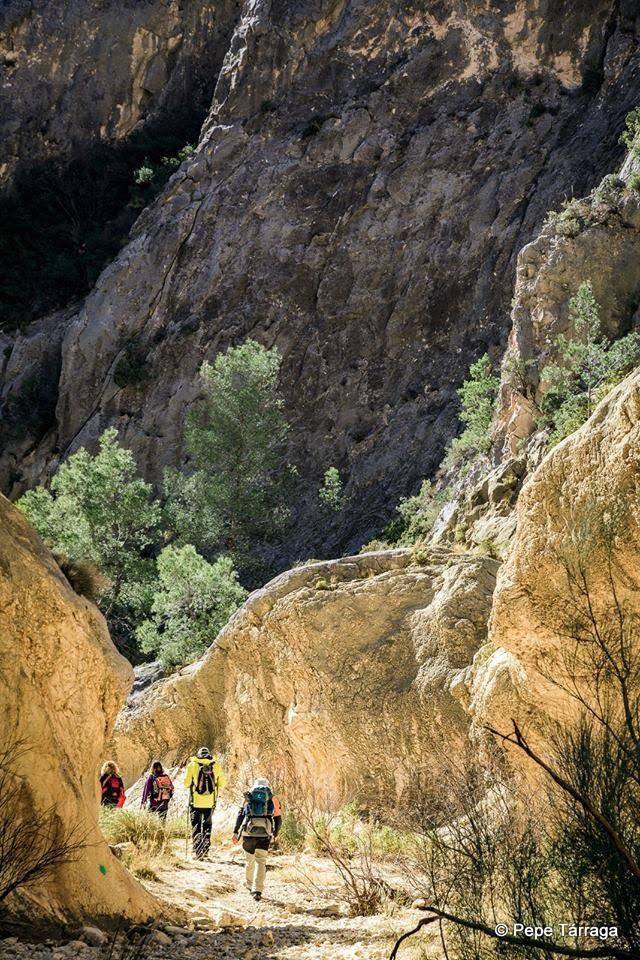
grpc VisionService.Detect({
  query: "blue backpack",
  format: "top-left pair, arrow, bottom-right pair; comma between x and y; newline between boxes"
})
247,785 -> 272,817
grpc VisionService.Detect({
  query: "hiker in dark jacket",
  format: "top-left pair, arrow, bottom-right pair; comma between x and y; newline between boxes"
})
141,761 -> 174,820
232,777 -> 282,901
100,761 -> 125,807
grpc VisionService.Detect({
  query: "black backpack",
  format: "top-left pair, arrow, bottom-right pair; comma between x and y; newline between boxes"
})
195,761 -> 216,795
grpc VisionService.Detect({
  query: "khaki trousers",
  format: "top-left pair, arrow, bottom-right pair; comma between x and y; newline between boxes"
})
244,845 -> 268,893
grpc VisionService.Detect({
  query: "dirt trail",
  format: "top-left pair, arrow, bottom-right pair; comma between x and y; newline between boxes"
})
141,838 -> 423,960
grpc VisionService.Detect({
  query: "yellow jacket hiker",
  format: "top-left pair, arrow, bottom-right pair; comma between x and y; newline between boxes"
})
184,747 -> 225,859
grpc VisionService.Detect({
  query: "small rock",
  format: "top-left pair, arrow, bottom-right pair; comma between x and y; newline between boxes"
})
309,902 -> 342,917
260,930 -> 275,946
163,925 -> 191,937
149,930 -> 172,946
183,887 -> 207,901
80,926 -> 107,946
411,897 -> 428,910
64,941 -> 88,953
210,908 -> 249,929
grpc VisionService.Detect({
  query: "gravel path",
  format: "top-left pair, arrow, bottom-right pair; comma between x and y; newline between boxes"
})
0,841 -> 425,960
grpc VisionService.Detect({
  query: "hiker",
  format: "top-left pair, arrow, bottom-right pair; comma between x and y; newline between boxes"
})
232,777 -> 282,901
100,760 -> 126,807
141,761 -> 174,820
184,747 -> 225,859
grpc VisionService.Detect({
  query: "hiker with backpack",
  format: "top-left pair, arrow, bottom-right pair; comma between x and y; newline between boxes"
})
100,761 -> 126,808
184,747 -> 225,859
232,777 -> 282,901
141,761 -> 174,820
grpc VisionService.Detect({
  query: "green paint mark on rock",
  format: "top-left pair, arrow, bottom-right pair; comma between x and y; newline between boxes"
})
99,864 -> 107,875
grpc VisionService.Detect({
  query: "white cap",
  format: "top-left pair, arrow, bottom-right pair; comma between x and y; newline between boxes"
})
252,777 -> 271,790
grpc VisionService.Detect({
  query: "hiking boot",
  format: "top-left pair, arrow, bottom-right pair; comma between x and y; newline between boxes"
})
252,891 -> 262,902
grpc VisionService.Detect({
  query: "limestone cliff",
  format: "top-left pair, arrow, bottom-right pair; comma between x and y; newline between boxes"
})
469,367 -> 640,756
114,548 -> 498,809
0,496 -> 160,925
3,1 -> 640,561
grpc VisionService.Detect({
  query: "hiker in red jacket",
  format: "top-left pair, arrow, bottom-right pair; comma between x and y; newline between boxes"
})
141,761 -> 174,820
100,760 -> 125,807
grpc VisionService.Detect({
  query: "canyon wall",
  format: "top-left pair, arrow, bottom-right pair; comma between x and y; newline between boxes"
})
3,1 -> 640,559
470,367 -> 640,760
0,0 -> 240,186
0,496 -> 160,925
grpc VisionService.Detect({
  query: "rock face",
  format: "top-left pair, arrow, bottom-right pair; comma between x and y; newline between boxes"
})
0,0 -> 240,186
494,164 -> 640,459
114,548 -> 499,809
470,368 -> 640,750
3,1 -> 640,557
0,495 -> 158,924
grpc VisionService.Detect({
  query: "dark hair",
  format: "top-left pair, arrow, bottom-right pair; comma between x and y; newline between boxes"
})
152,761 -> 163,775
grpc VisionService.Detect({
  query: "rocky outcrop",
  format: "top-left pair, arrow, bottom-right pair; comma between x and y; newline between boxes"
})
470,368 -> 640,752
0,496 -> 160,925
0,0 -> 240,186
494,164 -> 640,459
4,2 -> 640,558
114,547 -> 499,810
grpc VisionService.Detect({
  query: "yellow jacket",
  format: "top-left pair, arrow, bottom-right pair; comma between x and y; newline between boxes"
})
184,756 -> 225,809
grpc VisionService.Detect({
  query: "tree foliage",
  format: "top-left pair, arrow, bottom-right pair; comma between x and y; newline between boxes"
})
164,340 -> 294,562
445,354 -> 499,467
18,428 -> 160,603
136,545 -> 247,667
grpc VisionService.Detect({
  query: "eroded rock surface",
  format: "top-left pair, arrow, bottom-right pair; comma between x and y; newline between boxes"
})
0,496 -> 159,925
115,548 -> 499,808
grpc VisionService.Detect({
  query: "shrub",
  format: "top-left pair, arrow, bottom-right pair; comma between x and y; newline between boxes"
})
592,173 -> 624,207
543,197 -> 592,237
54,553 -> 108,602
540,281 -> 640,445
0,740 -> 85,905
318,466 -> 346,513
359,539 -> 391,554
129,144 -> 194,209
113,341 -> 150,388
620,105 -> 640,156
301,115 -> 327,138
444,354 -> 499,468
277,811 -> 307,852
629,170 -> 640,193
383,480 -> 449,546
99,807 -> 177,882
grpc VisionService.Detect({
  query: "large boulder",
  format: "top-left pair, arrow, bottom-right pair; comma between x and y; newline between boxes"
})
0,496 -> 159,925
115,548 -> 498,810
